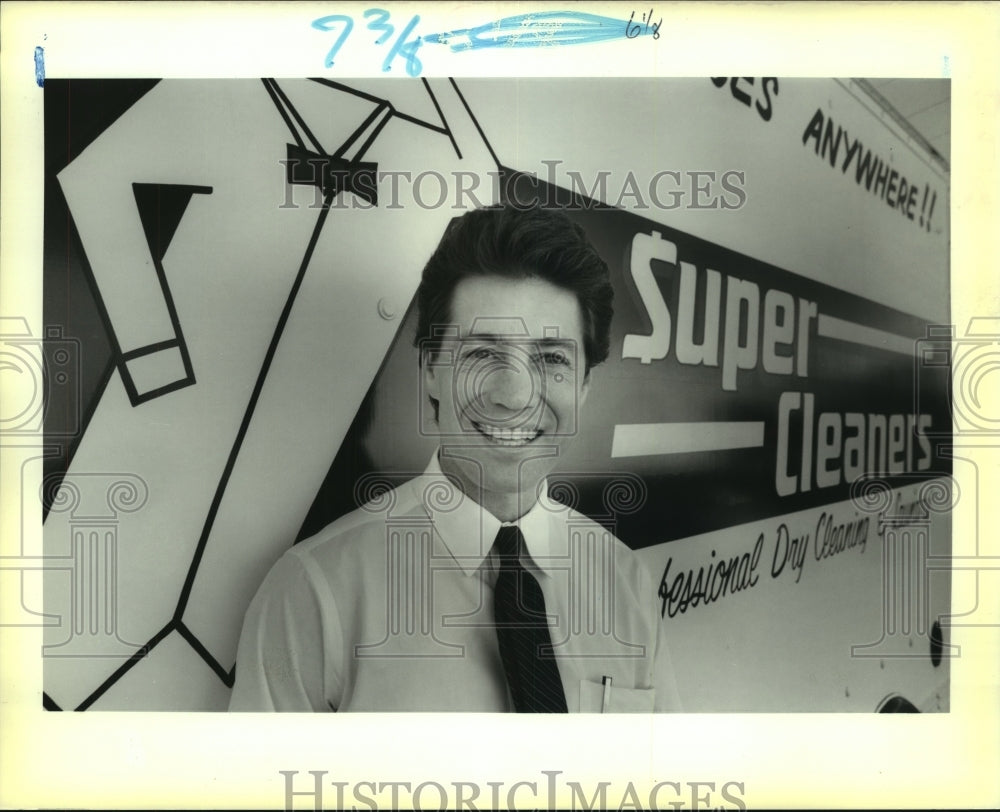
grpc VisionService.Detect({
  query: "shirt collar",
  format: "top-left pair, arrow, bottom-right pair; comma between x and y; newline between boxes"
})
417,453 -> 570,577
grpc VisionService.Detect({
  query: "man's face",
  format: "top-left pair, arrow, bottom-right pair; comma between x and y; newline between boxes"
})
423,274 -> 591,511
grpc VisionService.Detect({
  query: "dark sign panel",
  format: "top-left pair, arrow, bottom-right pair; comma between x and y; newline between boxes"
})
302,171 -> 951,549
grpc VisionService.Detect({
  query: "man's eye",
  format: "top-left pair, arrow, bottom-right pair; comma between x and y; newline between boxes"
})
467,347 -> 495,360
542,351 -> 570,366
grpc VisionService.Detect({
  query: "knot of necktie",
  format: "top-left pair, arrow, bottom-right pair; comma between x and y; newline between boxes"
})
493,524 -> 522,570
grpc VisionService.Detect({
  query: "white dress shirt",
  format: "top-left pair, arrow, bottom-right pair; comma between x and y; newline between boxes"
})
229,454 -> 682,712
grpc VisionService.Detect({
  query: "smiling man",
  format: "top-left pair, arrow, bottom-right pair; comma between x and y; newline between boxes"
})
229,205 -> 681,712
423,275 -> 589,523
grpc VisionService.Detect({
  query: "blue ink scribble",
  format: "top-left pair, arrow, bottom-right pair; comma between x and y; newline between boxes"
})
421,11 -> 653,52
312,14 -> 354,68
34,46 -> 45,87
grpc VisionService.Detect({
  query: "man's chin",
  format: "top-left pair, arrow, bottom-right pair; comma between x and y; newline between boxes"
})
439,449 -> 556,499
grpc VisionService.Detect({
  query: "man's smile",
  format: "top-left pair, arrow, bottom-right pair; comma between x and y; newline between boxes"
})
471,421 -> 543,447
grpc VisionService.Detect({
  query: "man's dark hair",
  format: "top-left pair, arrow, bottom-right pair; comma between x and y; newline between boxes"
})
414,205 -> 615,372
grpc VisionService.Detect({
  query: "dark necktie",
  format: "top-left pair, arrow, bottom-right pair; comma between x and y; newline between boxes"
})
492,525 -> 568,712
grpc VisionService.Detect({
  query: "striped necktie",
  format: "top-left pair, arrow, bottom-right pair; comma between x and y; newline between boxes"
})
493,525 -> 568,712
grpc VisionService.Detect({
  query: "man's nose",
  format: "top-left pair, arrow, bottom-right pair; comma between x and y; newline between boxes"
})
481,360 -> 539,413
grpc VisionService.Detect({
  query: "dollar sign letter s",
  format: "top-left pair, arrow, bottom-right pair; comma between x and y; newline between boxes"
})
622,230 -> 675,364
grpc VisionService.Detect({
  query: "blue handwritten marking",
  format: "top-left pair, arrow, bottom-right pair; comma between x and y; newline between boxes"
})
382,14 -> 422,75
311,9 -> 654,78
312,9 -> 422,76
312,15 -> 354,68
420,10 -> 653,51
34,46 -> 45,87
363,8 -> 423,75
363,8 -> 396,45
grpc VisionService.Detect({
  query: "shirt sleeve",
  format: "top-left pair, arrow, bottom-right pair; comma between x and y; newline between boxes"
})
228,550 -> 342,711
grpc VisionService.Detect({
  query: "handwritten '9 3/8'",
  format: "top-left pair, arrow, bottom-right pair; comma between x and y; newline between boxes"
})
313,9 -> 423,77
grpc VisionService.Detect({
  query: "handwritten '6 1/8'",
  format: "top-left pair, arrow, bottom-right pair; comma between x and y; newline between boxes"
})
313,9 -> 423,77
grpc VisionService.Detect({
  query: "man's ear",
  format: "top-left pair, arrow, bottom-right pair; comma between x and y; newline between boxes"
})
579,368 -> 591,407
423,350 -> 441,401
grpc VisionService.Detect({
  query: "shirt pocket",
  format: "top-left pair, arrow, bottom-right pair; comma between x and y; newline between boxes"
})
578,679 -> 656,713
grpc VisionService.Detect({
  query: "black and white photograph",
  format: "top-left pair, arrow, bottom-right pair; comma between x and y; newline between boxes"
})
2,2 -> 998,810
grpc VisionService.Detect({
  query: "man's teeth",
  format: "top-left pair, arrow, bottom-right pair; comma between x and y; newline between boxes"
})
475,424 -> 540,444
